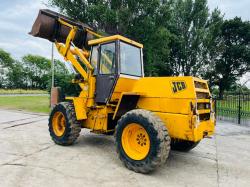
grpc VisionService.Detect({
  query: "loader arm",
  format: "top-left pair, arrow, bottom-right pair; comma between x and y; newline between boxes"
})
55,19 -> 95,81
53,19 -> 105,120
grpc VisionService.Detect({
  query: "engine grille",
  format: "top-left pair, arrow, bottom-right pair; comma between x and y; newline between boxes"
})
194,81 -> 207,89
196,92 -> 210,99
194,80 -> 211,121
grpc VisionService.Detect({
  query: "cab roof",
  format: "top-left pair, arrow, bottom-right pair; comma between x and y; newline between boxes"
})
88,35 -> 143,48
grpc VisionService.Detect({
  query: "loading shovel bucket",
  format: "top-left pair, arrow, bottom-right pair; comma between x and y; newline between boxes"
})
29,9 -> 94,49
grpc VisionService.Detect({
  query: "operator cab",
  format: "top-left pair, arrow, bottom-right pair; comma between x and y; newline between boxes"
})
88,35 -> 144,104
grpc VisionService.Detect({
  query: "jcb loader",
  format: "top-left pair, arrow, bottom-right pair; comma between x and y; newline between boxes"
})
30,9 -> 215,173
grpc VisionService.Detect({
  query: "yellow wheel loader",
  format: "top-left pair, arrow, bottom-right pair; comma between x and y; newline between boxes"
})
30,10 -> 215,173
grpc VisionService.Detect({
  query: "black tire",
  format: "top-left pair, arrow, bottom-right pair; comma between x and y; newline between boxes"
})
102,131 -> 115,136
171,139 -> 200,152
115,109 -> 171,173
48,102 -> 81,146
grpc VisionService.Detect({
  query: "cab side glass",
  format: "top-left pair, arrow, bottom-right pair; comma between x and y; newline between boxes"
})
120,42 -> 142,77
90,45 -> 98,75
99,43 -> 116,74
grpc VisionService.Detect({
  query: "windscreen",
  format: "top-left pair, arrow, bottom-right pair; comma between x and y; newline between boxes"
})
120,42 -> 142,77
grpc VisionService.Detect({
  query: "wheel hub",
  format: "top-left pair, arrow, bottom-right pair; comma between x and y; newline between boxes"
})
52,111 -> 66,137
136,133 -> 147,146
121,123 -> 150,160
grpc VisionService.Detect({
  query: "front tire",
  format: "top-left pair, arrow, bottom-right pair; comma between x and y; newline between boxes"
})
48,102 -> 81,146
115,109 -> 170,173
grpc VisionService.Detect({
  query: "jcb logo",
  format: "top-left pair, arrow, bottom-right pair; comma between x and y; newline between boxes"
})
171,81 -> 186,93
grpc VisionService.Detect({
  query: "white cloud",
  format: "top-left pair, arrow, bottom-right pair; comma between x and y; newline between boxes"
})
239,73 -> 250,88
0,37 -> 62,59
0,20 -> 27,33
207,0 -> 250,20
0,0 -> 62,61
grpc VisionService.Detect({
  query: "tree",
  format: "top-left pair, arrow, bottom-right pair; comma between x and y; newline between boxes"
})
0,49 -> 15,88
48,59 -> 81,96
206,17 -> 250,98
6,62 -> 26,89
49,0 -> 215,77
201,8 -> 224,88
49,0 -> 173,76
46,0 -> 250,96
21,55 -> 74,91
0,48 -> 80,93
0,49 -> 14,67
22,55 -> 51,89
0,49 -> 25,88
166,0 -> 210,76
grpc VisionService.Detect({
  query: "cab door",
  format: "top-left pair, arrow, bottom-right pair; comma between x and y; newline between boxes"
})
95,42 -> 118,104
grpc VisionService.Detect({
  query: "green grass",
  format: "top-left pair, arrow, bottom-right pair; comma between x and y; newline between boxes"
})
0,89 -> 48,94
0,96 -> 50,113
216,100 -> 250,110
216,100 -> 250,119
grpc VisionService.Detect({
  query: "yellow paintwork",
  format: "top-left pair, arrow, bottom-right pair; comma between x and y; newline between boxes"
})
86,28 -> 103,38
58,18 -> 74,29
110,76 -> 215,141
52,111 -> 66,137
55,20 -> 96,121
110,76 -> 139,102
52,19 -> 215,143
155,112 -> 214,142
193,117 -> 215,141
197,99 -> 210,103
82,106 -> 115,131
72,97 -> 87,120
88,35 -> 143,48
121,123 -> 150,160
130,77 -> 198,98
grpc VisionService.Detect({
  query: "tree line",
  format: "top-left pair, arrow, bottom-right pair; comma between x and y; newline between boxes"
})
49,0 -> 250,97
0,50 -> 80,95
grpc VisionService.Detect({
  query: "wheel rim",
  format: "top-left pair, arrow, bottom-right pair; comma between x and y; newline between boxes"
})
52,112 -> 66,137
121,123 -> 150,160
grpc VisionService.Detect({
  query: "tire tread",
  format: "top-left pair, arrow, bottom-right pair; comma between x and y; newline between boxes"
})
48,102 -> 81,146
115,109 -> 170,173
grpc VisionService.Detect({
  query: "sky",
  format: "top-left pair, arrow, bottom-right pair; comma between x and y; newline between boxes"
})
0,0 -> 60,60
0,0 -> 249,86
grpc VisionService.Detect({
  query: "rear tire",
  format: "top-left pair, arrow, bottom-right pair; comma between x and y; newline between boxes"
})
102,131 -> 115,136
171,139 -> 200,152
115,109 -> 170,173
48,102 -> 81,146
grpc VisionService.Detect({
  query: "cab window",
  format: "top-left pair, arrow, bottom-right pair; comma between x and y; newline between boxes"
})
120,42 -> 142,77
99,43 -> 116,74
90,45 -> 98,75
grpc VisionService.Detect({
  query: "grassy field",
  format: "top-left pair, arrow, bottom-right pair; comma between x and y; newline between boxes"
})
0,89 -> 48,94
216,100 -> 250,110
216,100 -> 250,119
0,96 -> 50,113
